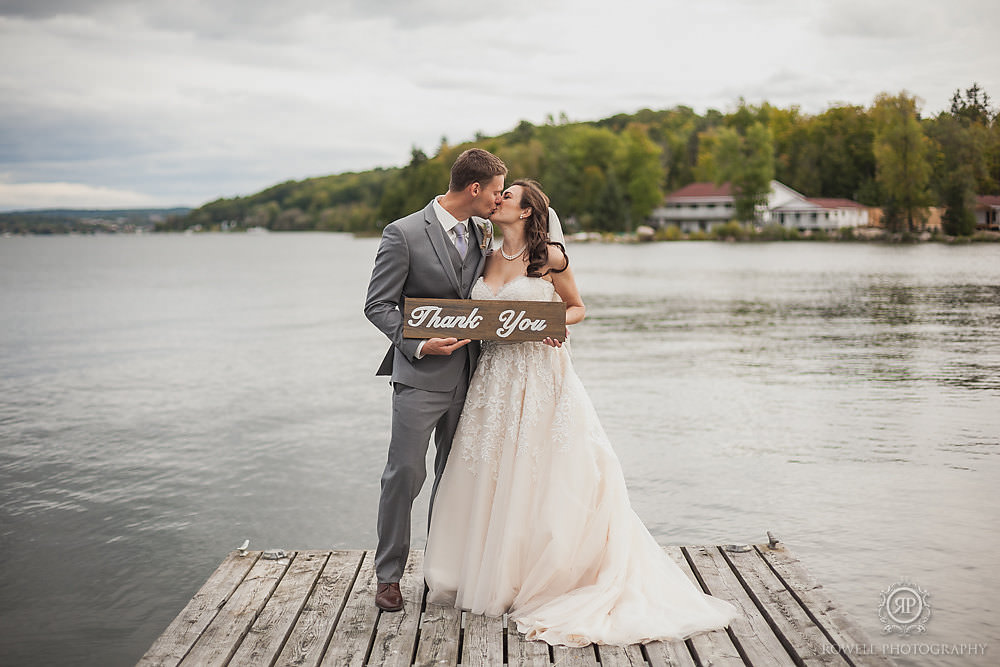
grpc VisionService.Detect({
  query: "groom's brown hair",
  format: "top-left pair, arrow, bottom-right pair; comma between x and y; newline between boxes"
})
448,148 -> 507,192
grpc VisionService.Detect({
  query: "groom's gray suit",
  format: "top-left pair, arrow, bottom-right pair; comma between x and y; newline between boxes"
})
364,199 -> 487,584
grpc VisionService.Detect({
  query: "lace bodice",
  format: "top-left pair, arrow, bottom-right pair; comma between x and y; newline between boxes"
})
459,275 -> 584,477
471,275 -> 557,302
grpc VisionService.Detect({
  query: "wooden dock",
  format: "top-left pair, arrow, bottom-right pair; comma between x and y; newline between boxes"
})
139,540 -> 893,666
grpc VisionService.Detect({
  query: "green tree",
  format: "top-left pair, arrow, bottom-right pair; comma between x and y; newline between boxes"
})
951,83 -> 994,125
872,92 -> 933,232
713,122 -> 774,223
927,113 -> 982,235
949,83 -> 1000,195
694,128 -> 721,182
615,123 -> 665,230
377,147 -> 449,222
538,124 -> 624,230
813,106 -> 877,201
926,85 -> 997,235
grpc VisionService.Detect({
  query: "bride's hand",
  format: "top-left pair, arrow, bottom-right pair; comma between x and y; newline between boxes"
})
541,326 -> 570,348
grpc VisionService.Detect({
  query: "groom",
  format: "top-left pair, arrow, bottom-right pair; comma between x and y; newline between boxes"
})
364,148 -> 507,611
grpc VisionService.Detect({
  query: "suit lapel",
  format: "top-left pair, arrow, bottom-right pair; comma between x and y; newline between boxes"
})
424,203 -> 462,296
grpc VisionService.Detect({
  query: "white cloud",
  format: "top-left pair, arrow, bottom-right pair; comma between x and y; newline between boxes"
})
0,179 -> 171,211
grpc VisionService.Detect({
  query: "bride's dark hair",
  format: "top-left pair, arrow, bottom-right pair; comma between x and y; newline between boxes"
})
513,179 -> 569,278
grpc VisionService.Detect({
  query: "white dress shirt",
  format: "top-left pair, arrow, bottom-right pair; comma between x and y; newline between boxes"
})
432,195 -> 469,248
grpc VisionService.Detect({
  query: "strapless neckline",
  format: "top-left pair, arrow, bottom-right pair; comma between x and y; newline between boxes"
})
476,275 -> 554,299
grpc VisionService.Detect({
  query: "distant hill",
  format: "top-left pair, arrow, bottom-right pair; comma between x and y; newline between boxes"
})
0,207 -> 192,234
167,85 -> 999,236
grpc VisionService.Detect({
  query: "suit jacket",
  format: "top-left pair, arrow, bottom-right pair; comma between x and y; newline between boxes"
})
364,199 -> 488,391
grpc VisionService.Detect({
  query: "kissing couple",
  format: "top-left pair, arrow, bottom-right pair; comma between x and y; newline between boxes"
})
364,148 -> 737,646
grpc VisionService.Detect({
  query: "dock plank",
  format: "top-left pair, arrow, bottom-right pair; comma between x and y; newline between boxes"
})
552,644 -> 599,666
597,643 -> 645,666
142,542 -> 892,667
644,639 -> 697,667
319,551 -> 379,667
666,547 -> 745,667
179,553 -> 290,666
685,545 -> 795,666
507,614 -> 550,666
413,600 -> 461,666
368,550 -> 425,667
228,551 -> 327,665
138,551 -> 259,667
461,611 -> 504,667
274,549 -> 365,667
758,544 -> 896,667
723,545 -> 848,665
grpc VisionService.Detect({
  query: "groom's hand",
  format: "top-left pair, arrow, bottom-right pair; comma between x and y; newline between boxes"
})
422,337 -> 471,356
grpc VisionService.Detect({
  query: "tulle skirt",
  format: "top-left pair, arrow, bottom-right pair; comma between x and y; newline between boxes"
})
424,340 -> 737,646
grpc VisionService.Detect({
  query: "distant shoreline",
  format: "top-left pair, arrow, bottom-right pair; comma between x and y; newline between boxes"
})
5,228 -> 999,245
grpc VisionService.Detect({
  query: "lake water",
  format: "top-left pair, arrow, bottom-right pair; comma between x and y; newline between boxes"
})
0,234 -> 997,666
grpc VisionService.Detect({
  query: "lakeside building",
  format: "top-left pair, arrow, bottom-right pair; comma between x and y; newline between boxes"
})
648,180 -> 867,232
976,195 -> 1000,231
771,196 -> 869,231
647,182 -> 734,233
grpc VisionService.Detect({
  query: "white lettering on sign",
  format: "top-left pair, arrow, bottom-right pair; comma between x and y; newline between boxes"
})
496,309 -> 548,338
407,305 -> 483,330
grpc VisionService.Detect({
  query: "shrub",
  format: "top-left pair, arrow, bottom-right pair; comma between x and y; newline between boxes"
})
655,225 -> 683,241
757,223 -> 788,241
711,221 -> 746,240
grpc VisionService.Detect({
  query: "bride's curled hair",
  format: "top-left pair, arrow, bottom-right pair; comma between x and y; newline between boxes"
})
514,179 -> 569,277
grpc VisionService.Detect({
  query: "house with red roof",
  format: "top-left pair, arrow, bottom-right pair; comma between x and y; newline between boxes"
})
647,182 -> 736,233
648,180 -> 867,233
771,196 -> 869,231
976,195 -> 1000,231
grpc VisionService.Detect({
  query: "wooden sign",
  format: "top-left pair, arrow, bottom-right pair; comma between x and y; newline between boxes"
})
403,298 -> 566,342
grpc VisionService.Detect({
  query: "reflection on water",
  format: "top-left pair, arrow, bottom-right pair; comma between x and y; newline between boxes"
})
0,237 -> 998,666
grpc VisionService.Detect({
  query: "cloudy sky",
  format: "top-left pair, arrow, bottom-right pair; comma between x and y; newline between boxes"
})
0,0 -> 996,211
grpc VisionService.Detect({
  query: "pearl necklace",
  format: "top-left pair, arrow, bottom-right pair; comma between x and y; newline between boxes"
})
500,244 -> 526,261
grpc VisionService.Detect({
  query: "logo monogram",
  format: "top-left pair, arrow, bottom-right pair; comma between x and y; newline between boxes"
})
878,581 -> 931,635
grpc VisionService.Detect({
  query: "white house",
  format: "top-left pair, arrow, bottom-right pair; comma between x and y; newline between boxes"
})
771,197 -> 869,230
976,195 -> 1000,231
647,182 -> 734,233
649,180 -> 867,232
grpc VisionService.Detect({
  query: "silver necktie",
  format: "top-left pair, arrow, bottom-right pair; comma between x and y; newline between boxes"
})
454,222 -> 468,259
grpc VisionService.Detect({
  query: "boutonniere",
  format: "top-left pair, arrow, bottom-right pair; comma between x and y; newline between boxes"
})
476,218 -> 494,255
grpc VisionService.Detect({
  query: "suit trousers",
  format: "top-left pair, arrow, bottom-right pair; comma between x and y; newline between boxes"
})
375,369 -> 469,583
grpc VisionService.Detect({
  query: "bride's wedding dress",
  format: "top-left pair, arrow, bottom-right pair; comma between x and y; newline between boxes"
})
424,276 -> 738,646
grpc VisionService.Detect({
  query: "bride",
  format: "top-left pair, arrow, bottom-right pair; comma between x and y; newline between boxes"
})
423,179 -> 738,646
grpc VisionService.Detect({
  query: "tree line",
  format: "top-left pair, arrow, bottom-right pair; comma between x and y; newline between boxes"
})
161,84 -> 1000,237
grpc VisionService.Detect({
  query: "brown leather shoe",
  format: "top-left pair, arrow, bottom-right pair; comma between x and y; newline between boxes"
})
375,582 -> 403,612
